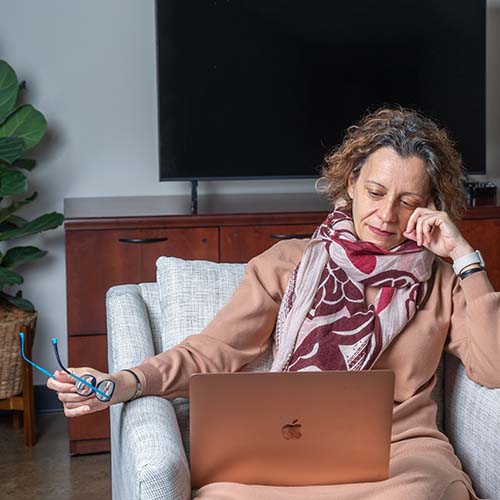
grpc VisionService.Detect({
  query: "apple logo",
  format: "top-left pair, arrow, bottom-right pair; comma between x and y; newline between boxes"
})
281,419 -> 302,440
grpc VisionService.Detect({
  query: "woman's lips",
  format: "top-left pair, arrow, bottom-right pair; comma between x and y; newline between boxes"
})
368,225 -> 395,237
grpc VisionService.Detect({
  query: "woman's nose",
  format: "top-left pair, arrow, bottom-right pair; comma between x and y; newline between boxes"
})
378,200 -> 398,223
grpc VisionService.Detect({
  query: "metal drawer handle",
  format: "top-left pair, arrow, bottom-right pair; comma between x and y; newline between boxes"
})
118,237 -> 168,244
270,233 -> 312,240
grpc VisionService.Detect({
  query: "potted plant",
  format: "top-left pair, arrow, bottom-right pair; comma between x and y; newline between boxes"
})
0,58 -> 63,401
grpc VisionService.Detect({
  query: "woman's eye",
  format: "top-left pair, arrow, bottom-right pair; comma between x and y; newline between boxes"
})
401,200 -> 417,209
368,191 -> 383,198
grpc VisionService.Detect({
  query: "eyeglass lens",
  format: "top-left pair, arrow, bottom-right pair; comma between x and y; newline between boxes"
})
75,375 -> 115,402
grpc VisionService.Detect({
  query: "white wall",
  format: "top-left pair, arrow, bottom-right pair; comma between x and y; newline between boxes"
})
0,0 -> 499,384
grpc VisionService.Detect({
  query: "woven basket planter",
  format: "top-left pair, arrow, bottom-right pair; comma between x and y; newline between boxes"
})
0,300 -> 37,400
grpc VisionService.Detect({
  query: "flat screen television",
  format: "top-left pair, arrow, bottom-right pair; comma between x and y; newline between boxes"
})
156,0 -> 486,181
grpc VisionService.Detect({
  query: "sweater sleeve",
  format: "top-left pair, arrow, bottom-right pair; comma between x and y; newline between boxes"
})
132,239 -> 307,399
444,268 -> 500,388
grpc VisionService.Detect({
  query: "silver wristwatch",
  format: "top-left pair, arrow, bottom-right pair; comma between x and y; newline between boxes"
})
452,250 -> 485,276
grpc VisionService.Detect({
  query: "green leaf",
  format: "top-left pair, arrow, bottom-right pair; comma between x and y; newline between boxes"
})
0,60 -> 19,121
0,137 -> 24,164
0,193 -> 37,225
0,211 -> 64,241
0,104 -> 47,151
1,246 -> 47,268
0,291 -> 34,312
0,266 -> 23,287
0,166 -> 27,196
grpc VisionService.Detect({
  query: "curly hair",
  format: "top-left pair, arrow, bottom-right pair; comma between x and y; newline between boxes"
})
320,106 -> 467,220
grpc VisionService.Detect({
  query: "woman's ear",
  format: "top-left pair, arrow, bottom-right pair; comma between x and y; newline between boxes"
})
347,174 -> 355,199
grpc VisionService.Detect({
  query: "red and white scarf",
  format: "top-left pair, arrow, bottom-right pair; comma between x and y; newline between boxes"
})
270,208 -> 435,372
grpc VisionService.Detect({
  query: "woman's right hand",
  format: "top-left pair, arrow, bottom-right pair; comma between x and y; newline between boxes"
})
46,367 -> 136,418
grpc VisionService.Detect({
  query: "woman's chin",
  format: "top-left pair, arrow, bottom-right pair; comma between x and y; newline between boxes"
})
355,225 -> 405,249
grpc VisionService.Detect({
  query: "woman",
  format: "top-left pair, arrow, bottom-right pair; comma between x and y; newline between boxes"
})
49,107 -> 499,500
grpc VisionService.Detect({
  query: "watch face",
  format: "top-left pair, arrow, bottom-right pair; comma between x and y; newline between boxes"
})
452,250 -> 484,275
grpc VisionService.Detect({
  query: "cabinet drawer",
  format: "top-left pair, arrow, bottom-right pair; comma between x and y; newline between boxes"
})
220,224 -> 317,263
66,227 -> 218,334
68,335 -> 109,443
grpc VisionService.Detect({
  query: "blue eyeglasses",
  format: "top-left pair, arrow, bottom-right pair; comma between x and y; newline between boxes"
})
19,332 -> 115,402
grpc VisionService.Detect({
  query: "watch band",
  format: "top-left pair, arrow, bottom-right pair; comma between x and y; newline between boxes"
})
121,368 -> 142,402
458,267 -> 484,280
452,250 -> 485,275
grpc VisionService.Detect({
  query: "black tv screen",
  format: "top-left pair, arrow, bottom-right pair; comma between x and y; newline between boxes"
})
156,0 -> 486,180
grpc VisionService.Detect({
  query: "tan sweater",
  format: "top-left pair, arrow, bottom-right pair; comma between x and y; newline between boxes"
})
134,239 -> 500,403
132,239 -> 500,499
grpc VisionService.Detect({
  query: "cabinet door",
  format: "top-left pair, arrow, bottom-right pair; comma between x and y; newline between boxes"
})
66,229 -> 142,335
220,224 -> 317,263
68,335 -> 110,452
456,218 -> 500,290
66,227 -> 218,334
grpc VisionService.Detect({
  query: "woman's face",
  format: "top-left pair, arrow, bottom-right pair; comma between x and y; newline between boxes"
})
347,147 -> 432,250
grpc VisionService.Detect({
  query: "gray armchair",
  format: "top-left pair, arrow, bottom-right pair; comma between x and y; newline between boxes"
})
107,257 -> 500,500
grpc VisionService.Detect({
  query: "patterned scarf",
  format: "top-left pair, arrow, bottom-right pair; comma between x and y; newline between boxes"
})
270,208 -> 435,372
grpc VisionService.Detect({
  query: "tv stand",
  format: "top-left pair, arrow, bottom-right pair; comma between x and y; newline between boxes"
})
63,192 -> 500,454
190,180 -> 199,215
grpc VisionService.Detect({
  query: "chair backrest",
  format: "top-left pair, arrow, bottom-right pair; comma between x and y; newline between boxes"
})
147,257 -> 444,457
154,256 -> 274,370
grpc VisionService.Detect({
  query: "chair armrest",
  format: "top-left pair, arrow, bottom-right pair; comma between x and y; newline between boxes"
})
444,353 -> 500,500
107,285 -> 191,500
106,285 -> 156,371
110,398 -> 191,500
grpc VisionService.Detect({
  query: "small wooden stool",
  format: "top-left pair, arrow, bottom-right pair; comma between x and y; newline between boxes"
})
0,323 -> 37,446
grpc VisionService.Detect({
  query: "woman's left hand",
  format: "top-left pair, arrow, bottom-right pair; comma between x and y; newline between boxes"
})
403,203 -> 473,260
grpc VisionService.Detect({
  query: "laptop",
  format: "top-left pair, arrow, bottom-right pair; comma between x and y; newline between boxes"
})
189,370 -> 395,488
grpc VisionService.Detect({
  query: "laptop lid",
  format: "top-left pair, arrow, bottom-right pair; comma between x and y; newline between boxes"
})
190,370 -> 395,488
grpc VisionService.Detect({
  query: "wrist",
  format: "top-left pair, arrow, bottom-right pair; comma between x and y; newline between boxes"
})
110,370 -> 138,404
449,243 -> 474,262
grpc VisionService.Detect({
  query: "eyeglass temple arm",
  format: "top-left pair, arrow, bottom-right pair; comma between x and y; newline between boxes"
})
19,332 -> 56,379
51,338 -> 109,399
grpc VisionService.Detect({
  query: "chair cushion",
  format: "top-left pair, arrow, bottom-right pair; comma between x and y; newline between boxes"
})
156,256 -> 246,350
156,256 -> 274,369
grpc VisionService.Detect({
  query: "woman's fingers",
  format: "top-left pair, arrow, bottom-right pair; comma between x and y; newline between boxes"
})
45,365 -> 113,418
57,390 -> 93,404
405,207 -> 426,235
415,213 -> 435,246
422,220 -> 432,245
62,397 -> 109,417
47,371 -> 77,393
414,212 -> 426,246
406,207 -> 435,235
63,404 -> 92,418
404,206 -> 470,259
405,207 -> 444,247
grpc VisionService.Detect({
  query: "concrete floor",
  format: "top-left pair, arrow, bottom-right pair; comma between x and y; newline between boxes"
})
0,411 -> 111,500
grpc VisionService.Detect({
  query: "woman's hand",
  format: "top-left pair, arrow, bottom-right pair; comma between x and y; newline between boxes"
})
403,203 -> 473,260
47,367 -> 137,418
